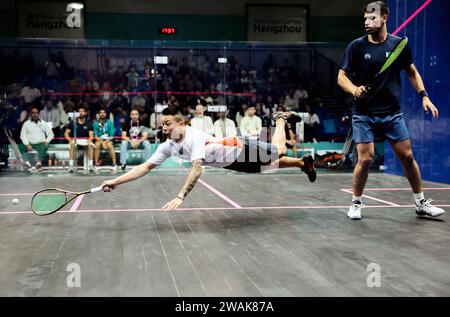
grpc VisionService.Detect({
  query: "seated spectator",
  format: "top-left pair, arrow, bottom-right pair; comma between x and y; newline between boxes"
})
240,105 -> 262,138
44,54 -> 61,79
19,106 -> 54,170
93,107 -> 117,171
120,109 -> 151,171
235,103 -> 248,128
214,110 -> 237,138
303,104 -> 321,143
20,80 -> 41,106
294,84 -> 309,106
40,99 -> 61,138
64,105 -> 95,173
190,104 -> 214,135
126,66 -> 139,90
284,88 -> 299,111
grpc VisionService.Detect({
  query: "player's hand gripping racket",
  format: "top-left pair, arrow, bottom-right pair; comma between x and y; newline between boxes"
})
356,36 -> 408,103
31,186 -> 104,216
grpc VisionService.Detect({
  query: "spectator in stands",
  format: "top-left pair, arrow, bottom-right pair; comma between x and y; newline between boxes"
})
44,54 -> 61,79
303,104 -> 321,143
255,102 -> 271,127
284,88 -> 299,111
19,106 -> 54,170
20,80 -> 41,106
120,109 -> 151,171
56,51 -> 73,79
93,107 -> 117,171
64,104 -> 95,173
190,104 -> 214,135
112,105 -> 129,137
214,110 -> 237,138
112,66 -> 127,88
40,99 -> 61,140
295,83 -> 309,106
126,66 -> 139,90
240,105 -> 262,138
235,103 -> 248,128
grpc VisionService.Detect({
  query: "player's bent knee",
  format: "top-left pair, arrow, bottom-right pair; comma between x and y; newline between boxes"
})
358,156 -> 374,168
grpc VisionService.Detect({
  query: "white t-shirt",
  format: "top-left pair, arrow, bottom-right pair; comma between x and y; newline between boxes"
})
147,126 -> 243,168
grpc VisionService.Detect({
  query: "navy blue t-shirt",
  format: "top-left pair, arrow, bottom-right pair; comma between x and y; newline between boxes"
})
340,34 -> 413,116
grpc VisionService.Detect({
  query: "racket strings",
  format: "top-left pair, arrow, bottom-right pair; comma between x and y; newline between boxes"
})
31,189 -> 69,215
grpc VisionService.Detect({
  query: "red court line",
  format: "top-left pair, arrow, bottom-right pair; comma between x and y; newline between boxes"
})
48,90 -> 256,97
340,189 -> 401,207
197,178 -> 242,209
69,194 -> 85,212
2,204 -> 450,215
180,165 -> 242,209
392,0 -> 433,35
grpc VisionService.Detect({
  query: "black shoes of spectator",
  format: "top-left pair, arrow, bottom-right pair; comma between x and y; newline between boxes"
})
121,164 -> 127,172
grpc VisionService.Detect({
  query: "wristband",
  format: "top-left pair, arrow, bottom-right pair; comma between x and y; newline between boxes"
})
419,90 -> 429,99
177,195 -> 184,201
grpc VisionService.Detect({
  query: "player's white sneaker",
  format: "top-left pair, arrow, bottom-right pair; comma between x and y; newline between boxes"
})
348,202 -> 363,220
68,166 -> 75,173
415,199 -> 445,217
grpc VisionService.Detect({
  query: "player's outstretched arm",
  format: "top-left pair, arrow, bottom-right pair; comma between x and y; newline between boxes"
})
101,161 -> 156,192
163,159 -> 203,211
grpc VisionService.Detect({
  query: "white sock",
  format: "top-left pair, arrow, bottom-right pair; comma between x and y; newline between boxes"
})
414,192 -> 425,205
352,195 -> 362,204
69,160 -> 74,166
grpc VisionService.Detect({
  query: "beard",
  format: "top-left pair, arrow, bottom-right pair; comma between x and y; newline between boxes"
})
365,23 -> 384,35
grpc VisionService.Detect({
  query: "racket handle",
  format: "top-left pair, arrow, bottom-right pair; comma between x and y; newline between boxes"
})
90,186 -> 103,193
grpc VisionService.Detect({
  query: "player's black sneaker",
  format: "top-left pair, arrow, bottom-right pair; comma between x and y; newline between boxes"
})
301,154 -> 316,183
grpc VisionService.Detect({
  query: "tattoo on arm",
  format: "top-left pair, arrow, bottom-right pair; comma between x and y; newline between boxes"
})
178,160 -> 203,200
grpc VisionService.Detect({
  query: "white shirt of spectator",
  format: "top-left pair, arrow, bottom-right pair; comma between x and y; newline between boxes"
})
295,88 -> 309,101
20,119 -> 54,145
40,108 -> 61,130
284,94 -> 299,111
190,115 -> 215,135
147,126 -> 242,168
303,113 -> 321,126
214,118 -> 237,138
240,115 -> 262,138
20,86 -> 41,104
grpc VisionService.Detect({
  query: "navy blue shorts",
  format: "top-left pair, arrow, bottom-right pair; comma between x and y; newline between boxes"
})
352,113 -> 410,144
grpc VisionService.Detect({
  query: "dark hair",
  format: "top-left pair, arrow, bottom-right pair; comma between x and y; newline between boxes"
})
162,105 -> 181,116
247,104 -> 256,110
364,1 -> 389,16
162,105 -> 185,122
98,106 -> 108,114
77,104 -> 88,112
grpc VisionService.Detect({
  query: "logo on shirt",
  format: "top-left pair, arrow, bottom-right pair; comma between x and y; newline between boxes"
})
386,51 -> 391,58
364,53 -> 371,60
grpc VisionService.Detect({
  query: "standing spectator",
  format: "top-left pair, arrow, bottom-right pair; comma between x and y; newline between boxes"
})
284,88 -> 299,111
64,105 -> 95,173
214,110 -> 237,138
120,109 -> 151,171
20,80 -> 41,106
240,105 -> 262,138
40,99 -> 61,138
93,107 -> 117,171
190,104 -> 214,135
19,106 -> 54,170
